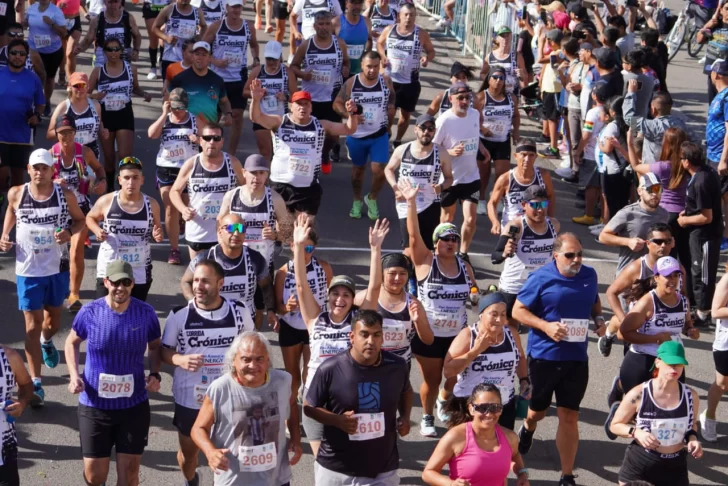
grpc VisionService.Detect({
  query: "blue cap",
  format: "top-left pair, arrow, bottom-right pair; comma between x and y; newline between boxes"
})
712,59 -> 728,76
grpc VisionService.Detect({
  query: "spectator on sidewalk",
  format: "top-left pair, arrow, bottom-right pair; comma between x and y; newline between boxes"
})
706,59 -> 728,252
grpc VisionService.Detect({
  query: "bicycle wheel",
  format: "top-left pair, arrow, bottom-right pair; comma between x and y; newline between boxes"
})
687,28 -> 705,58
667,19 -> 687,62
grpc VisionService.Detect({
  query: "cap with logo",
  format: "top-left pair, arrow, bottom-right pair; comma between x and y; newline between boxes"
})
105,260 -> 134,281
291,91 -> 312,103
29,148 -> 53,167
55,115 -> 76,133
495,24 -> 512,36
227,0 -> 243,5
432,223 -> 460,243
329,275 -> 356,295
653,256 -> 681,277
580,42 -> 594,51
639,172 -> 661,189
169,88 -> 189,110
192,41 -> 211,52
264,41 -> 283,59
415,113 -> 436,127
244,154 -> 270,172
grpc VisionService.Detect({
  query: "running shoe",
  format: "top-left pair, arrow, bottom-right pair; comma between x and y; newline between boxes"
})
555,167 -> 574,179
477,200 -> 487,215
517,424 -> 534,454
364,193 -> 379,220
41,340 -> 59,368
559,158 -> 571,168
391,140 -> 402,149
67,293 -> 83,313
147,68 -> 158,80
607,376 -> 623,408
561,174 -> 580,184
436,398 -> 449,423
30,382 -> 45,408
538,146 -> 559,158
572,215 -> 597,226
420,414 -> 437,437
330,143 -> 341,163
487,284 -> 498,292
84,235 -> 92,248
349,200 -> 363,219
604,402 -> 620,440
588,221 -> 604,230
559,474 -> 578,486
435,18 -> 452,30
539,134 -> 550,142
321,159 -> 332,175
694,312 -> 713,328
591,225 -> 605,236
598,334 -> 614,357
699,410 -> 718,442
721,237 -> 728,253
168,249 -> 181,265
255,14 -> 262,29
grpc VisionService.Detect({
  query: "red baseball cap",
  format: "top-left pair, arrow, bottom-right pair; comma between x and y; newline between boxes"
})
291,91 -> 312,103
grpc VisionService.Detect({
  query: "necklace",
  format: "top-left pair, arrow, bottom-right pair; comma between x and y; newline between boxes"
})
381,288 -> 405,310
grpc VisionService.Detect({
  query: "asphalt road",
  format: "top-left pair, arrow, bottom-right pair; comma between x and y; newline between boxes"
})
3,1 -> 727,485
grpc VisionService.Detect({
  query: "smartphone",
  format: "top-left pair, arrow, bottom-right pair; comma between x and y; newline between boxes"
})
518,6 -> 527,19
626,0 -> 638,6
508,225 -> 519,239
550,54 -> 559,68
636,81 -> 643,91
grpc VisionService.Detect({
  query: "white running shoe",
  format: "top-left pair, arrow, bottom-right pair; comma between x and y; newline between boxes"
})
147,68 -> 158,80
435,18 -> 452,30
555,167 -> 574,178
591,224 -> 605,236
588,222 -> 604,230
436,398 -> 449,423
420,414 -> 437,437
477,200 -> 487,215
559,158 -> 572,168
700,410 -> 718,442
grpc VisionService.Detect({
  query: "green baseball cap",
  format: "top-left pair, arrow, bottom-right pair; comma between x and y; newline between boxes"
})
105,260 -> 134,282
432,223 -> 460,244
653,340 -> 689,369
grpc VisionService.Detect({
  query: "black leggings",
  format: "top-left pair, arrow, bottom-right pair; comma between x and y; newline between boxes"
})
0,452 -> 19,486
38,48 -> 64,79
601,172 -> 631,219
668,211 -> 692,303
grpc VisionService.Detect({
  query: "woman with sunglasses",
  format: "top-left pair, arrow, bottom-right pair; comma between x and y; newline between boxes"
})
274,226 -> 332,405
25,0 -> 66,116
426,61 -> 473,117
86,157 -> 165,302
47,72 -> 108,181
293,213 -> 388,456
51,114 -> 106,312
356,252 -> 432,370
422,383 -> 530,486
475,64 -> 520,187
610,341 -> 703,486
401,179 -> 478,438
443,292 -> 528,432
148,88 -> 199,265
88,38 -> 152,193
607,257 -> 700,437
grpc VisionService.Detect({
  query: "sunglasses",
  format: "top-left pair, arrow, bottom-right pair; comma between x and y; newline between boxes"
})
104,46 -> 122,52
562,251 -> 583,259
224,223 -> 245,234
118,156 -> 143,168
9,50 -> 27,56
418,125 -> 436,132
649,238 -> 673,246
528,200 -> 548,210
642,185 -> 662,195
201,135 -> 223,142
108,278 -> 133,287
72,83 -> 87,90
7,32 -> 23,38
439,235 -> 459,243
456,95 -> 472,101
491,75 -> 505,81
305,245 -> 315,254
471,402 -> 504,414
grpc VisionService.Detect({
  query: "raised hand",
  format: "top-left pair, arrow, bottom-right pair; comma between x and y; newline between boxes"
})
369,218 -> 390,249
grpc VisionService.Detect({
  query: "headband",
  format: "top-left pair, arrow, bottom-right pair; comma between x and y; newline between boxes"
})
515,144 -> 537,153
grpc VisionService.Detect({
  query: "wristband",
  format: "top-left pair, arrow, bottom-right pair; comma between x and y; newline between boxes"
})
684,430 -> 698,443
517,468 -> 529,478
149,372 -> 162,382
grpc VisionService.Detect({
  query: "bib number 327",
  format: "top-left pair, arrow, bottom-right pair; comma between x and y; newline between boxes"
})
239,443 -> 277,472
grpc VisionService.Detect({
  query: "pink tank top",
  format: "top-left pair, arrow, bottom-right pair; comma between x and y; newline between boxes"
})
448,423 -> 512,486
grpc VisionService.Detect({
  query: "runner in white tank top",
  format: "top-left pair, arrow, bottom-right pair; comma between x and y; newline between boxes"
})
168,124 -> 244,259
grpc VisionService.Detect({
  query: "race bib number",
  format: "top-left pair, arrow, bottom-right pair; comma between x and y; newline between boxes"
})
0,4 -> 7,16
483,120 -> 508,137
670,334 -> 683,344
311,68 -> 331,85
193,383 -> 208,406
246,240 -> 268,256
118,245 -> 144,267
349,412 -> 385,441
29,228 -> 55,249
223,50 -> 243,67
430,311 -> 460,333
389,51 -> 409,75
262,95 -> 280,113
652,419 -> 687,447
289,156 -> 313,177
716,321 -> 728,348
239,442 -> 277,472
199,199 -> 221,220
98,373 -> 134,399
74,132 -> 90,145
163,142 -> 188,165
177,23 -> 196,39
561,319 -> 589,343
460,137 -> 478,156
347,44 -> 364,59
65,18 -> 75,30
104,93 -> 126,112
34,35 -> 51,49
383,322 -> 408,350
362,106 -> 381,126
520,264 -> 538,279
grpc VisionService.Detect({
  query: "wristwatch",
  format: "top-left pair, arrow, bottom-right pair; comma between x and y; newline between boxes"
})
517,468 -> 529,479
149,372 -> 162,383
628,426 -> 635,437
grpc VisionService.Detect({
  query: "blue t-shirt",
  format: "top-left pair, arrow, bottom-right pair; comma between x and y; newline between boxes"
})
0,67 -> 45,144
26,3 -> 65,54
707,87 -> 728,163
516,261 -> 598,362
72,297 -> 161,410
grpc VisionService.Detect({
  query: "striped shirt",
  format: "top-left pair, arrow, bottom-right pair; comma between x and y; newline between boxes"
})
73,298 -> 161,410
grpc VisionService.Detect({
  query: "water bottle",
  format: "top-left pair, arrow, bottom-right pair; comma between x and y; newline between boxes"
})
56,228 -> 70,262
468,286 -> 480,306
3,400 -> 15,423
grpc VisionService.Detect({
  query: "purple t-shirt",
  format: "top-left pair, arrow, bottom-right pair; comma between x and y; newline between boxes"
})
73,297 -> 161,410
648,162 -> 688,214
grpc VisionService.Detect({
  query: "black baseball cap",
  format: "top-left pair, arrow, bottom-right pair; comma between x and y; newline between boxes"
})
415,113 -> 436,126
55,115 -> 76,132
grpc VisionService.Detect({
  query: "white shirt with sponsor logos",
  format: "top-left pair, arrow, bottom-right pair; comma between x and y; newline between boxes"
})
433,108 -> 480,186
305,311 -> 352,390
162,297 -> 253,409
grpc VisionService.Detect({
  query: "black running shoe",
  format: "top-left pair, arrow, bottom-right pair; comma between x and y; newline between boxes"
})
604,402 -> 620,440
517,424 -> 534,455
559,474 -> 577,486
607,375 -> 623,408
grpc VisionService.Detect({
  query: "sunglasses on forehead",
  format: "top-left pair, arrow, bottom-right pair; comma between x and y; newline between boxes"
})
118,156 -> 143,168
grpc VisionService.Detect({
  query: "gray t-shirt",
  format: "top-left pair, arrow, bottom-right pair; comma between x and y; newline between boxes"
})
206,370 -> 293,486
605,202 -> 669,274
621,71 -> 655,123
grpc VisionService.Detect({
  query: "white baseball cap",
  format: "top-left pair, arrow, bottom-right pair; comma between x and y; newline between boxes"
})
264,41 -> 283,60
29,148 -> 53,167
192,41 -> 211,52
227,0 -> 244,6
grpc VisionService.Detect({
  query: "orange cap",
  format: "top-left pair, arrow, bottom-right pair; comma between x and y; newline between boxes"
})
69,72 -> 89,86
